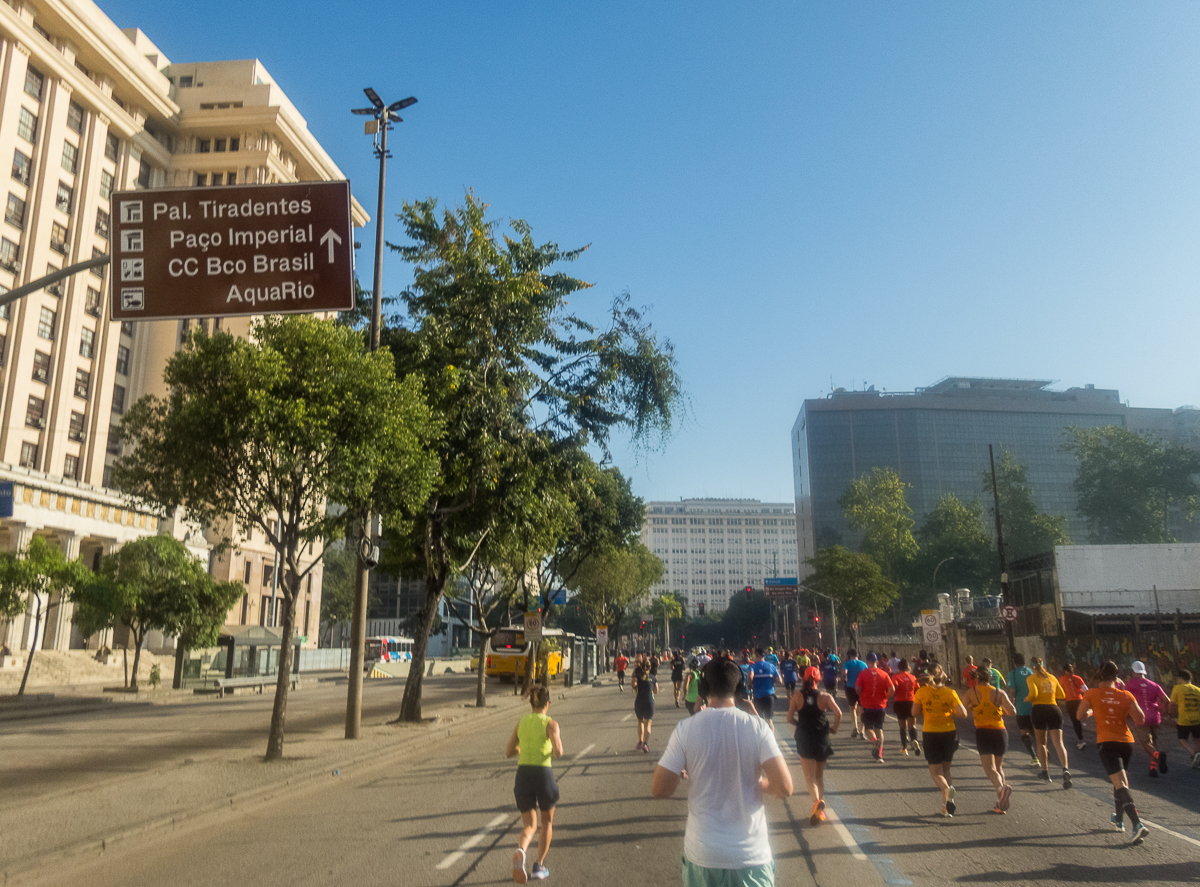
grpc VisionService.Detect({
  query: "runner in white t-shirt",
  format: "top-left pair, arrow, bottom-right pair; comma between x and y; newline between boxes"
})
652,657 -> 793,885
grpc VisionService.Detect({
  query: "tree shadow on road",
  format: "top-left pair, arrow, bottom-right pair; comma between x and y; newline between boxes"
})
955,862 -> 1200,883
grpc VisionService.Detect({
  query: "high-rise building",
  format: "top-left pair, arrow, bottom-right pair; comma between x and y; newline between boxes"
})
641,498 -> 798,616
791,377 -> 1200,572
0,0 -> 367,653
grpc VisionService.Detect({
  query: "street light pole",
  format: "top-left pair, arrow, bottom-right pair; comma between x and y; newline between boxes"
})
932,556 -> 955,602
345,89 -> 417,740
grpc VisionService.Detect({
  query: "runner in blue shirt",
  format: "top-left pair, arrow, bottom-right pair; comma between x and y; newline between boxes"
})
842,650 -> 869,739
1006,652 -> 1039,765
822,654 -> 840,692
765,647 -> 780,666
750,648 -> 783,732
781,653 -> 799,694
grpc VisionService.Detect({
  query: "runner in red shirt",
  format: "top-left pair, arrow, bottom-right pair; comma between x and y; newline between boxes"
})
615,652 -> 629,692
856,653 -> 896,762
1059,663 -> 1088,750
892,659 -> 920,755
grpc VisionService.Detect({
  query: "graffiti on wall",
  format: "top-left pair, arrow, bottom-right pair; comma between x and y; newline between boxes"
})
1047,629 -> 1200,682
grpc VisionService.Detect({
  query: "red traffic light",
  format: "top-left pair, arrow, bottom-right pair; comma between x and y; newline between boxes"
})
745,586 -> 752,598
814,615 -> 820,624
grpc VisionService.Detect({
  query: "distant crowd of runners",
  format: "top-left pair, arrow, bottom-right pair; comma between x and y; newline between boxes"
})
504,644 -> 1200,883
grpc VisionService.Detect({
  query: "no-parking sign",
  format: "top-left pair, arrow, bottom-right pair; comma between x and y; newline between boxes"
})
524,611 -> 543,642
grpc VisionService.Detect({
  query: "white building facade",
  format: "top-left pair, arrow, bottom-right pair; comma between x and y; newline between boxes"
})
641,498 -> 798,617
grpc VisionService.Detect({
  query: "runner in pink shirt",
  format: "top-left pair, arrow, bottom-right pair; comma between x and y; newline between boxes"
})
1126,661 -> 1170,777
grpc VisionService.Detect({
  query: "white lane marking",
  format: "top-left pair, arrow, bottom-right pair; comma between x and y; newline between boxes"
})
571,743 -> 596,764
436,813 -> 510,870
824,807 -> 869,861
621,713 -> 634,722
1139,817 -> 1200,850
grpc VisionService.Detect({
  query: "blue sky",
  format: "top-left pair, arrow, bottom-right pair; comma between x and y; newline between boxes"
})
108,1 -> 1200,504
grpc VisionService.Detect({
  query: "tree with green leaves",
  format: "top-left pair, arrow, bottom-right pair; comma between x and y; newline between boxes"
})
908,493 -> 996,610
650,592 -> 684,649
0,536 -> 91,696
839,467 -> 918,581
71,535 -> 243,690
803,546 -> 899,648
115,316 -> 437,760
716,589 -> 772,649
984,451 -> 1070,562
318,545 -> 359,647
567,541 -> 664,650
1065,425 -> 1200,544
382,194 -> 682,723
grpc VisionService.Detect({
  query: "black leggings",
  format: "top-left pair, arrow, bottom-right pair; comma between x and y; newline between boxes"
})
1064,699 -> 1084,741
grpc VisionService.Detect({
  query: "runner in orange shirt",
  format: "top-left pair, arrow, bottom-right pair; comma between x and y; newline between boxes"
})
1060,663 -> 1089,751
1079,660 -> 1149,845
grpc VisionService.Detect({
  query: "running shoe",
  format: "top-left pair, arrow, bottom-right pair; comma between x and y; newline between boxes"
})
1038,770 -> 1051,783
1111,813 -> 1124,832
1030,756 -> 1041,767
1158,751 -> 1168,774
642,743 -> 650,754
513,849 -> 527,884
1076,741 -> 1087,751
635,741 -> 644,752
1148,766 -> 1158,778
992,803 -> 1005,815
851,729 -> 859,739
1062,770 -> 1072,789
939,806 -> 951,818
911,740 -> 921,756
901,747 -> 910,756
999,784 -> 1013,812
871,739 -> 881,760
1130,824 -> 1149,846
1192,752 -> 1200,770
945,786 -> 956,816
530,862 -> 550,880
809,799 -> 825,826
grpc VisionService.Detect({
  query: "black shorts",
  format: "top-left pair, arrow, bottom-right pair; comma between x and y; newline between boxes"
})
862,708 -> 886,730
894,701 -> 914,720
922,731 -> 958,765
845,687 -> 860,706
796,730 -> 834,762
784,680 -> 797,693
754,695 -> 775,720
1016,714 -> 1034,731
1031,704 -> 1063,731
617,669 -> 626,679
975,727 -> 1008,757
1178,724 -> 1200,740
1064,699 -> 1083,721
823,680 -> 837,692
514,765 -> 559,812
1098,741 -> 1134,776
685,700 -> 696,715
635,699 -> 655,721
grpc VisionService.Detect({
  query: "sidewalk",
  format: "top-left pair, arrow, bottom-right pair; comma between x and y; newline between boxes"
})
0,673 -> 604,882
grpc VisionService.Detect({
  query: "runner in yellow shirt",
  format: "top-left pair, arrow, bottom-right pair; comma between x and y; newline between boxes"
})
914,670 -> 968,817
1168,669 -> 1200,768
962,668 -> 1017,813
1025,657 -> 1071,788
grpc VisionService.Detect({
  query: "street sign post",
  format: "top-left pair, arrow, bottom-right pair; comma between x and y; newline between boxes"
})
764,577 -> 799,599
110,181 -> 354,320
524,611 -> 543,643
596,626 -> 608,648
1001,604 -> 1018,623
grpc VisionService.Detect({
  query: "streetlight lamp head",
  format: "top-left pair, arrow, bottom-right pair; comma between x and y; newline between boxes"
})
351,108 -> 376,116
363,87 -> 384,110
388,96 -> 418,111
387,111 -> 403,123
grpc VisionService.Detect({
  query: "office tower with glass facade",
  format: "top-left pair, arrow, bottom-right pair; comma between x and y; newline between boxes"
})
641,498 -> 798,616
791,377 -> 1200,572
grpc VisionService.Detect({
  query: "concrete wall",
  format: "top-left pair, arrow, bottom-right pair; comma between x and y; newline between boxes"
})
1056,543 -> 1200,613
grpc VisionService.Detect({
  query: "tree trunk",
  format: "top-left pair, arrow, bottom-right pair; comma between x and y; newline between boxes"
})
173,644 -> 185,690
399,522 -> 449,723
129,628 -> 144,691
265,584 -> 297,761
475,629 -> 487,708
16,597 -> 44,697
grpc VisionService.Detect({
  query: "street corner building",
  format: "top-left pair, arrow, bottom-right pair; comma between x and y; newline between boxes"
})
0,0 -> 369,665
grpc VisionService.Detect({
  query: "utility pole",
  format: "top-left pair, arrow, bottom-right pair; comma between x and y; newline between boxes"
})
989,444 -> 1018,672
345,89 -> 417,740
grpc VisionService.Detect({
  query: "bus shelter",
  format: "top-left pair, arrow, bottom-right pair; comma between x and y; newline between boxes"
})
216,625 -> 302,679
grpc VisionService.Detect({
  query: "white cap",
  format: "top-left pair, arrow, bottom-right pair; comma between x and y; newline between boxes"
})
1132,660 -> 1147,674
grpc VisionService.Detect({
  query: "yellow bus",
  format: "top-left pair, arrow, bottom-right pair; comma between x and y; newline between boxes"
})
484,626 -> 566,681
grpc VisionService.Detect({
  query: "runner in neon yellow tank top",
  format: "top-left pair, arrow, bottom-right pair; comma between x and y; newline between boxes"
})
506,686 -> 564,882
963,669 -> 1017,813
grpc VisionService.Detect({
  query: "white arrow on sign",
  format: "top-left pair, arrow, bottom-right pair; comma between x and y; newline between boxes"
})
320,228 -> 342,263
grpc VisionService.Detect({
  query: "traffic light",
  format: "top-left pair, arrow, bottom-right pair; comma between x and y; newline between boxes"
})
698,603 -> 705,615
813,614 -> 820,625
745,586 -> 752,599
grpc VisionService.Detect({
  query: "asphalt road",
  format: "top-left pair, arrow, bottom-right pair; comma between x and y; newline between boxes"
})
15,681 -> 1200,887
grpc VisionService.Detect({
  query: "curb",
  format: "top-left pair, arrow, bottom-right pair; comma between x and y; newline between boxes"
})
3,676 -> 608,884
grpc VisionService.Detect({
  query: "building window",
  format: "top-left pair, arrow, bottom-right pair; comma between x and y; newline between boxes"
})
116,344 -> 130,375
230,137 -> 240,152
91,247 -> 105,279
5,194 -> 25,229
45,264 -> 64,297
63,453 -> 78,479
111,384 -> 125,414
243,561 -> 252,584
12,150 -> 31,186
0,238 -> 17,271
194,173 -> 207,187
32,350 -> 51,383
214,138 -> 227,152
75,368 -> 90,398
104,133 -> 119,162
197,138 -> 210,153
136,158 -> 151,189
50,223 -> 68,255
0,332 -> 6,365
68,411 -> 85,442
178,75 -> 194,88
66,101 -> 85,135
240,594 -> 249,623
106,427 -> 120,454
210,173 -> 223,186
262,562 -> 275,587
19,442 -> 38,469
24,67 -> 44,101
99,170 -> 113,200
17,108 -> 38,143
26,395 -> 45,428
94,208 -> 110,240
56,182 -> 73,214
120,320 -> 134,337
61,142 -> 78,175
84,287 -> 101,317
79,327 -> 95,359
225,171 -> 236,185
102,465 -> 113,487
38,307 -> 56,339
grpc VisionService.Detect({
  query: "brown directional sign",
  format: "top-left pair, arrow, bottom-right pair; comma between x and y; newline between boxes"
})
109,180 -> 354,320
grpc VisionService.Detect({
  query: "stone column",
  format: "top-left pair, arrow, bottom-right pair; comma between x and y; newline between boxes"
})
44,533 -> 82,650
2,524 -> 39,651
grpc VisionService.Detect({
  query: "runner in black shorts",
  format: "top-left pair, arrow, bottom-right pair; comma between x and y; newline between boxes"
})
506,686 -> 564,882
914,671 -> 968,817
1080,661 -> 1150,845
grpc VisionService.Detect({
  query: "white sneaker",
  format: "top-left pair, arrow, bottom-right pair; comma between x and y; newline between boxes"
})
1192,752 -> 1200,770
513,850 -> 527,884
